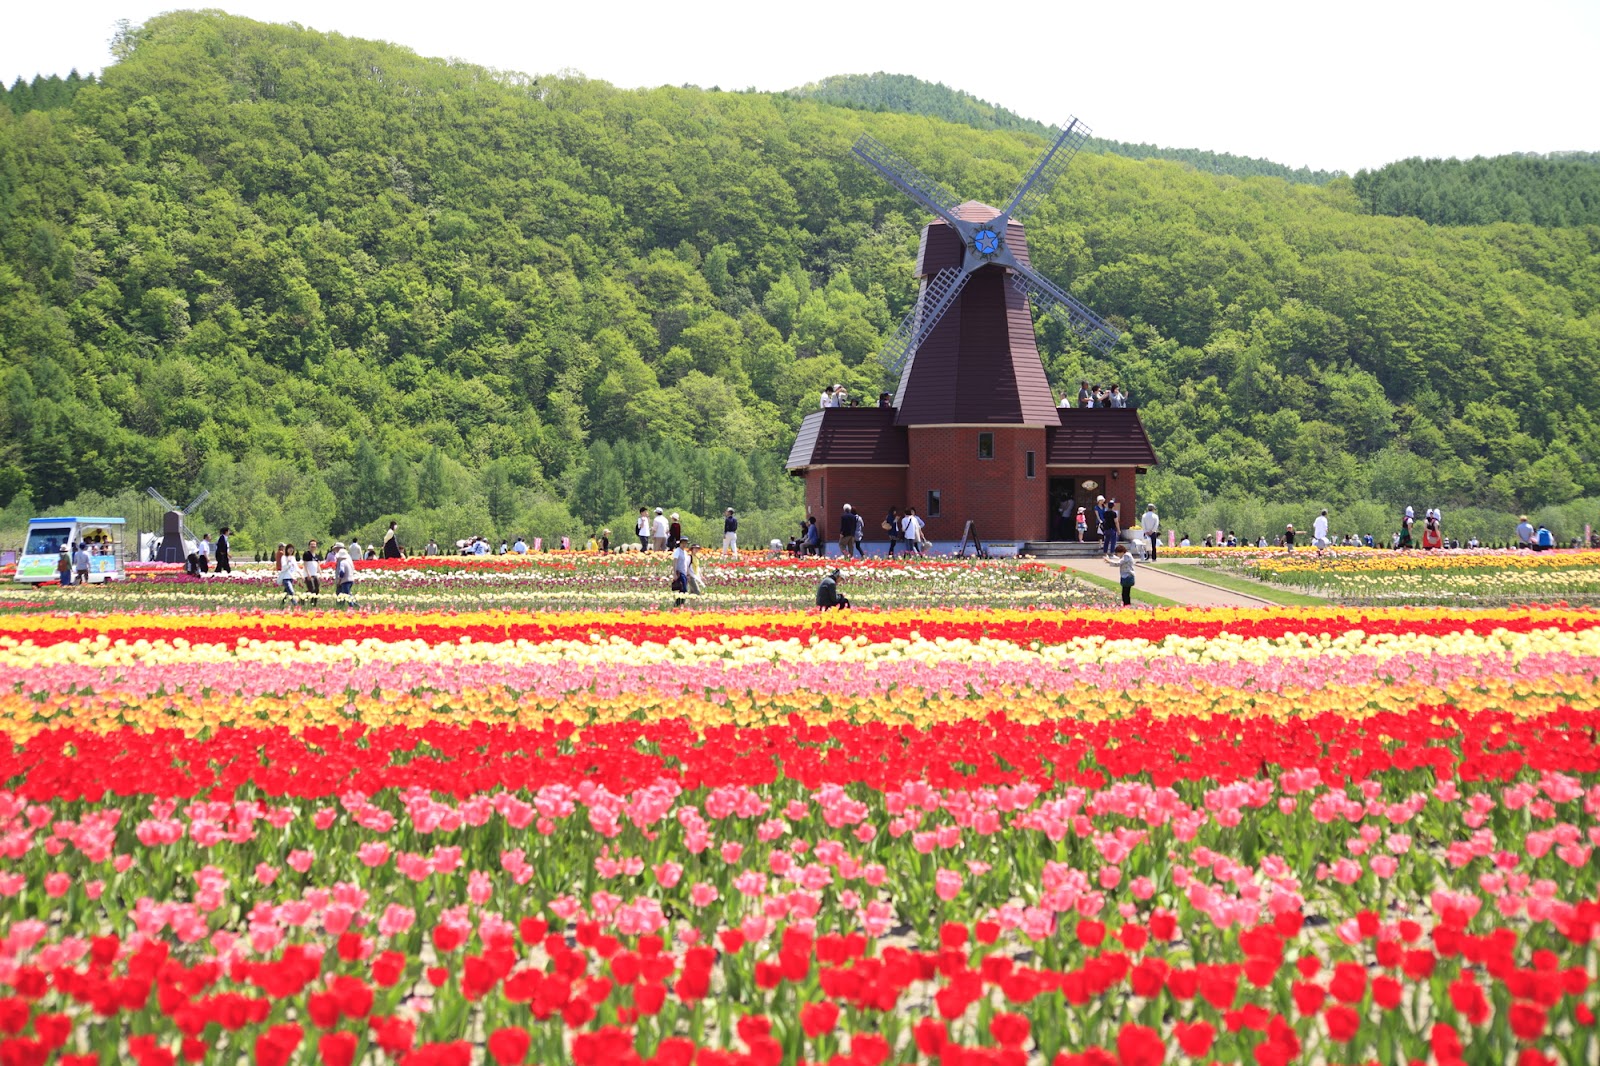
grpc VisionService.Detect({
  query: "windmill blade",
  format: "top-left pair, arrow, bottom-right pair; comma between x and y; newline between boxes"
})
146,487 -> 175,511
999,118 -> 1091,224
181,489 -> 211,516
876,267 -> 970,380
851,135 -> 964,228
1011,263 -> 1121,354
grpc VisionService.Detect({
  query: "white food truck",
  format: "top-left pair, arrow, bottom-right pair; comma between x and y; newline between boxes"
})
13,517 -> 129,585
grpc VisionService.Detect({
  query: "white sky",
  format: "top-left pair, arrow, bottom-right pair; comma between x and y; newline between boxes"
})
4,0 -> 1596,174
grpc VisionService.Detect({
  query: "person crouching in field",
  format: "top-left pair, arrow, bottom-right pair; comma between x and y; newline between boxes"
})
816,568 -> 850,610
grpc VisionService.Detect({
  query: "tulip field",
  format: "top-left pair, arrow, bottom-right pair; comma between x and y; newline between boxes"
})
1,565 -> 1600,1065
0,556 -> 1110,613
1186,548 -> 1600,606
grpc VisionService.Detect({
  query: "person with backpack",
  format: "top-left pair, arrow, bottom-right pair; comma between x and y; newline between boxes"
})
333,544 -> 357,607
901,507 -> 926,555
1534,525 -> 1555,551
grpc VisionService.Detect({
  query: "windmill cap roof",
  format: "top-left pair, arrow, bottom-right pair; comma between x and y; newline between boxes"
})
951,200 -> 1004,223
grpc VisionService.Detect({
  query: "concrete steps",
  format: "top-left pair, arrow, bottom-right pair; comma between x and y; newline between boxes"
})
1020,540 -> 1117,559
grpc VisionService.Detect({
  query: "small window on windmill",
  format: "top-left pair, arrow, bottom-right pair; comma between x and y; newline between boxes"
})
927,490 -> 941,517
977,433 -> 994,460
1026,451 -> 1036,478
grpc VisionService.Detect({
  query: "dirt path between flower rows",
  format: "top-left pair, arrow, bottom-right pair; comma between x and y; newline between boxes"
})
1047,557 -> 1278,608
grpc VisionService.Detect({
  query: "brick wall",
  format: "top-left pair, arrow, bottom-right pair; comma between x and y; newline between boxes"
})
802,467 -> 908,543
906,426 -> 1050,542
799,438 -> 1138,545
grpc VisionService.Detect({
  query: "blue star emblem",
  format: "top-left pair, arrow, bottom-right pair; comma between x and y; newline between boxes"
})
972,228 -> 1000,256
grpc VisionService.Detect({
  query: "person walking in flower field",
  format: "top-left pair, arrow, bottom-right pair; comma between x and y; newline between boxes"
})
722,508 -> 738,557
333,543 -> 357,607
277,544 -> 303,606
301,543 -> 322,607
670,539 -> 692,606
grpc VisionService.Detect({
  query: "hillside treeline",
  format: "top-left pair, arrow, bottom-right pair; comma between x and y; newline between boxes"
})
787,72 -> 1344,185
1,71 -> 97,115
1354,155 -> 1600,227
1,12 -> 1598,550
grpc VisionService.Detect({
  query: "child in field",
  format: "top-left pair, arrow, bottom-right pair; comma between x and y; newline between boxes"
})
1105,544 -> 1135,607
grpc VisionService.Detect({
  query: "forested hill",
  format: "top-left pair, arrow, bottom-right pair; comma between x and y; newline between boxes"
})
1353,155 -> 1600,227
1,11 -> 1598,552
787,72 -> 1344,185
1,72 -> 97,115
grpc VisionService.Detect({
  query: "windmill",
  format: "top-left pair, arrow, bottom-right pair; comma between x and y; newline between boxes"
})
147,487 -> 210,563
786,115 -> 1156,548
853,117 -> 1120,395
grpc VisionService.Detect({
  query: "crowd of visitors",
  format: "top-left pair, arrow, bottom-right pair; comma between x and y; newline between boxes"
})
1060,382 -> 1131,409
783,505 -> 930,558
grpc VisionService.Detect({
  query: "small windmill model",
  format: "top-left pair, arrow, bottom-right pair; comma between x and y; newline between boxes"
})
853,118 -> 1120,397
147,487 -> 210,563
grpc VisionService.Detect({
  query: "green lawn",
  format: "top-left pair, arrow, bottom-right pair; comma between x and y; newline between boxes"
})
1147,564 -> 1327,606
1069,569 -> 1181,608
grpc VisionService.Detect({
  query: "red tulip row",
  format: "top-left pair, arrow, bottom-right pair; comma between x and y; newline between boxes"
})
6,605 -> 1599,649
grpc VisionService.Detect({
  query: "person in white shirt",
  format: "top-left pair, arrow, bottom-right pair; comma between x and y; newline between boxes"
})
636,508 -> 651,551
1140,504 -> 1160,560
197,534 -> 212,573
1312,509 -> 1331,550
348,539 -> 362,560
651,508 -> 669,551
513,537 -> 528,553
819,385 -> 835,410
278,544 -> 303,606
73,544 -> 92,584
301,546 -> 321,606
900,508 -> 925,554
1179,535 -> 1191,547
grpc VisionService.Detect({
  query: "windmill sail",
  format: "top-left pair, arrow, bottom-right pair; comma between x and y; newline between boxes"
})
1000,119 -> 1091,224
851,135 -> 964,227
1011,265 -> 1120,353
876,267 -> 969,381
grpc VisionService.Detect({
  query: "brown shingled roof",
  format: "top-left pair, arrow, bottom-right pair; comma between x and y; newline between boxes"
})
894,264 -> 1062,427
1045,409 -> 1159,466
786,408 -> 909,470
